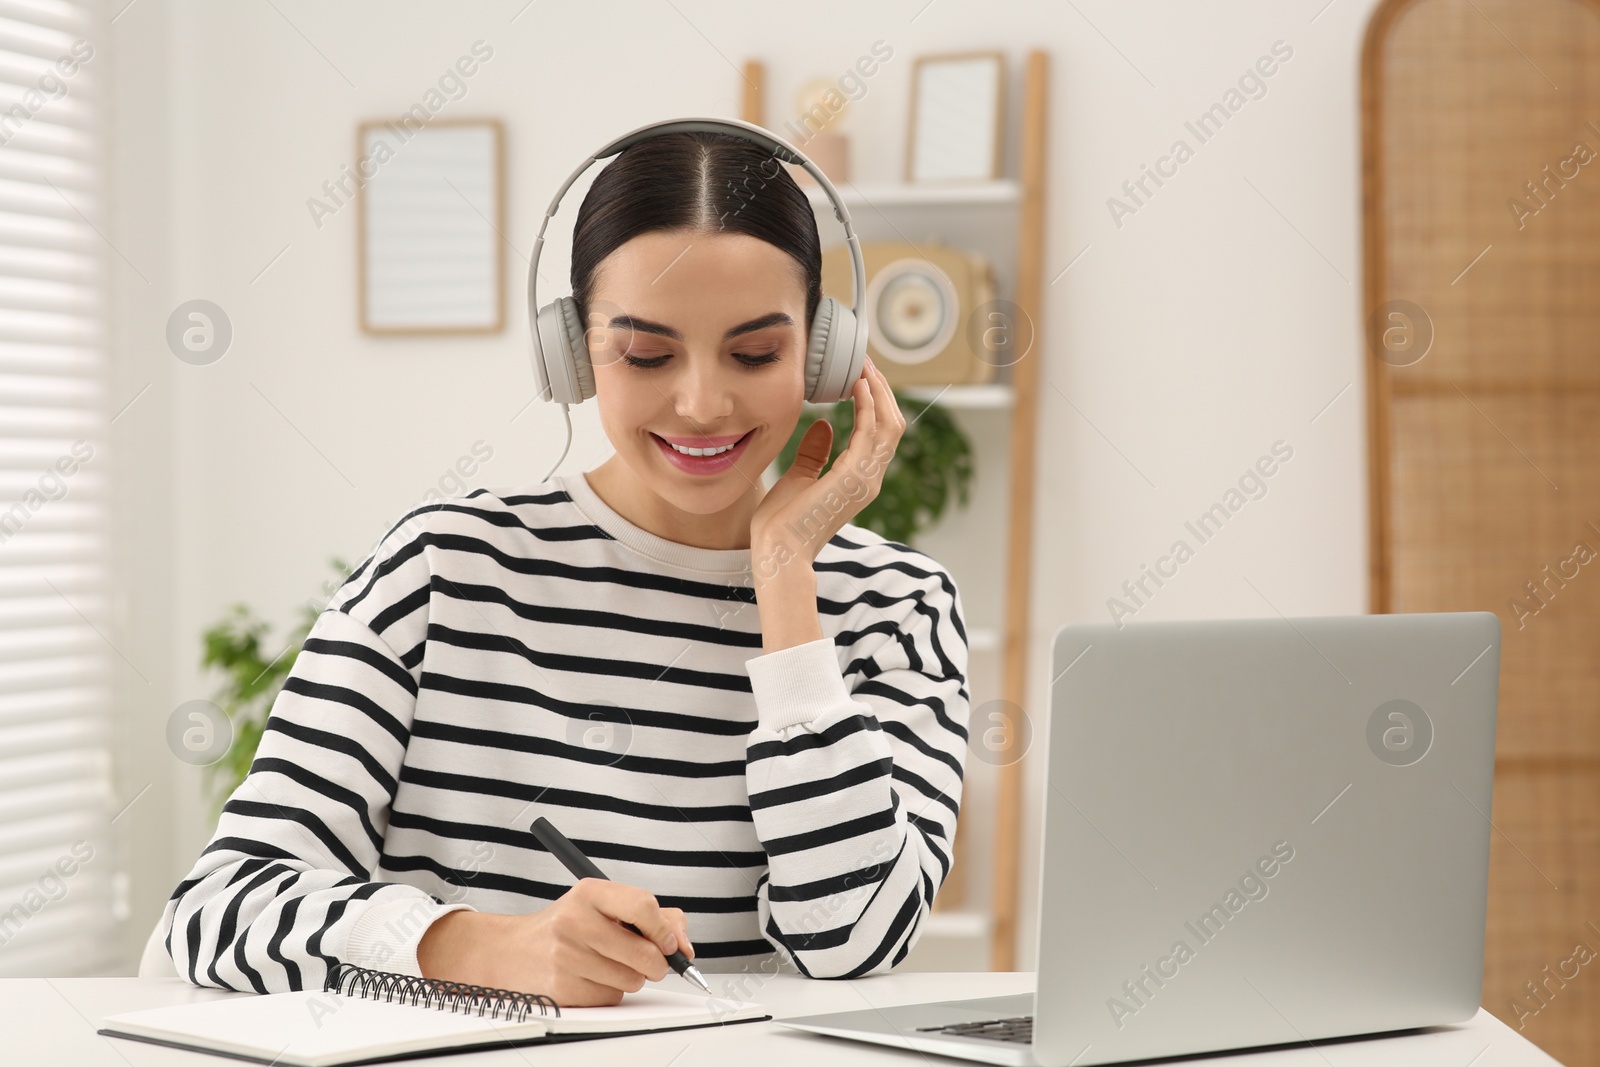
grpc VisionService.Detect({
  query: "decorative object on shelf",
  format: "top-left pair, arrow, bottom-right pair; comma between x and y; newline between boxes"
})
787,77 -> 851,186
197,557 -> 351,810
821,240 -> 998,387
357,117 -> 505,334
777,391 -> 975,547
907,51 -> 1005,184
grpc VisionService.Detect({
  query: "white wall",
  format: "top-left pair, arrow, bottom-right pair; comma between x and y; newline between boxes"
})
105,0 -> 1378,972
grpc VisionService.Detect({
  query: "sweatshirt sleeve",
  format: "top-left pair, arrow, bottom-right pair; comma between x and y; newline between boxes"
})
742,559 -> 969,979
161,520 -> 471,992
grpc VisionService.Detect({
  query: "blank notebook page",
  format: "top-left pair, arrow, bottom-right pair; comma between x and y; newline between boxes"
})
99,986 -> 767,1067
101,990 -> 549,1066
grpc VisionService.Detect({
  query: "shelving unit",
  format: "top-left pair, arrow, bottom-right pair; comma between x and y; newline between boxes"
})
741,52 -> 1049,972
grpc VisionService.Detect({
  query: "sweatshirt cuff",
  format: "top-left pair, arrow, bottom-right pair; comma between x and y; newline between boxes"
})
745,637 -> 860,733
343,894 -> 476,977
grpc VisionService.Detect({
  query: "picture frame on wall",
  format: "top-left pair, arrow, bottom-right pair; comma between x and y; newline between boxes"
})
356,117 -> 505,335
906,51 -> 1006,184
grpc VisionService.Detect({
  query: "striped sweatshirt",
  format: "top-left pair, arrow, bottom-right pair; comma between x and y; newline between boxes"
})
161,470 -> 970,993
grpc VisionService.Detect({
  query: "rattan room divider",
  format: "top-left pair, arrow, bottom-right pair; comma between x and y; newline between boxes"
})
1363,1 -> 1600,1062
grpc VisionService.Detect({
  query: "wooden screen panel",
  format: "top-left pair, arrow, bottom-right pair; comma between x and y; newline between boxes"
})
1375,0 -> 1600,393
1365,0 -> 1600,1062
1388,394 -> 1600,757
1483,769 -> 1600,1044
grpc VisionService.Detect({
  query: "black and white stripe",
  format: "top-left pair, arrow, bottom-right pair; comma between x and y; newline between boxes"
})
161,471 -> 970,991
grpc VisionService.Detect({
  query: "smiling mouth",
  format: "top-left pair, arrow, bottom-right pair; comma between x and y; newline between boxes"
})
652,429 -> 755,456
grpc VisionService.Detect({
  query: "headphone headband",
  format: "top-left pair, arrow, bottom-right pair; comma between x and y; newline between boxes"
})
598,118 -> 806,166
527,115 -> 868,400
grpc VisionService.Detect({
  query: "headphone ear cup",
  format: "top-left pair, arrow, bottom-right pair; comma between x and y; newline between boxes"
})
805,295 -> 864,404
559,297 -> 596,402
535,296 -> 595,404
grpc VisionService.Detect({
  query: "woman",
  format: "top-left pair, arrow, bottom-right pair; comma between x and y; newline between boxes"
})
161,129 -> 971,1006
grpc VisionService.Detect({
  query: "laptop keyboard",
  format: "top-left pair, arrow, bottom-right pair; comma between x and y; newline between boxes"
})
916,1014 -> 1034,1044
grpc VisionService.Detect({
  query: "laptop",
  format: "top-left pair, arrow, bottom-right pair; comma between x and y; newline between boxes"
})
776,612 -> 1500,1066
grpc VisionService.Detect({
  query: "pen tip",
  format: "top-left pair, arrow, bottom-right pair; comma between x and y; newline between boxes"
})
686,964 -> 711,994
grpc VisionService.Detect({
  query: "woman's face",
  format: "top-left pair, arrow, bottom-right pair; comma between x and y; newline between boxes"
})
585,227 -> 809,519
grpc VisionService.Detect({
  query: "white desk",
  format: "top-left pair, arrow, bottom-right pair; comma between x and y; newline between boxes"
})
13,973 -> 1563,1066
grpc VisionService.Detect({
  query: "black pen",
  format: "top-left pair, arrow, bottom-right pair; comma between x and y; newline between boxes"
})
530,816 -> 711,994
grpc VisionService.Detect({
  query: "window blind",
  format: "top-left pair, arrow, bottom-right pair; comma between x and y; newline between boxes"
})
0,0 -> 115,977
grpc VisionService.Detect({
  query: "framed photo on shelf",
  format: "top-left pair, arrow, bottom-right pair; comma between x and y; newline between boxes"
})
906,51 -> 1005,184
356,117 -> 505,335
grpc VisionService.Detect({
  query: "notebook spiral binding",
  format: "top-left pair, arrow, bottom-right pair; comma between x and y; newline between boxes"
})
324,962 -> 561,1023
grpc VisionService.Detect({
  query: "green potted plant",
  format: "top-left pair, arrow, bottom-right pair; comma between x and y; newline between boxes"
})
775,391 -> 975,545
197,557 -> 350,810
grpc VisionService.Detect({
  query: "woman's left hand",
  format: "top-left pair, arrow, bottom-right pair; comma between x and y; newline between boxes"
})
750,355 -> 905,581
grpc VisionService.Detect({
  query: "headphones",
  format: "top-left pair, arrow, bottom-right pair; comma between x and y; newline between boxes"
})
528,116 -> 869,482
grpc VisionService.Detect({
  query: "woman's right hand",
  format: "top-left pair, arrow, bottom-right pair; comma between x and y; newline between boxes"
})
415,878 -> 695,1006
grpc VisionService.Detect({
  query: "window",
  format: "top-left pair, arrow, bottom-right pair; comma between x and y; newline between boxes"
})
0,0 -> 115,976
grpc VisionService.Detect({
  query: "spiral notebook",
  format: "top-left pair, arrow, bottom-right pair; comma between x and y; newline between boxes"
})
98,963 -> 769,1067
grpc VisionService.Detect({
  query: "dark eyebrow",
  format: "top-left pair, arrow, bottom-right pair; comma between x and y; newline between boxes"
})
608,311 -> 795,343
